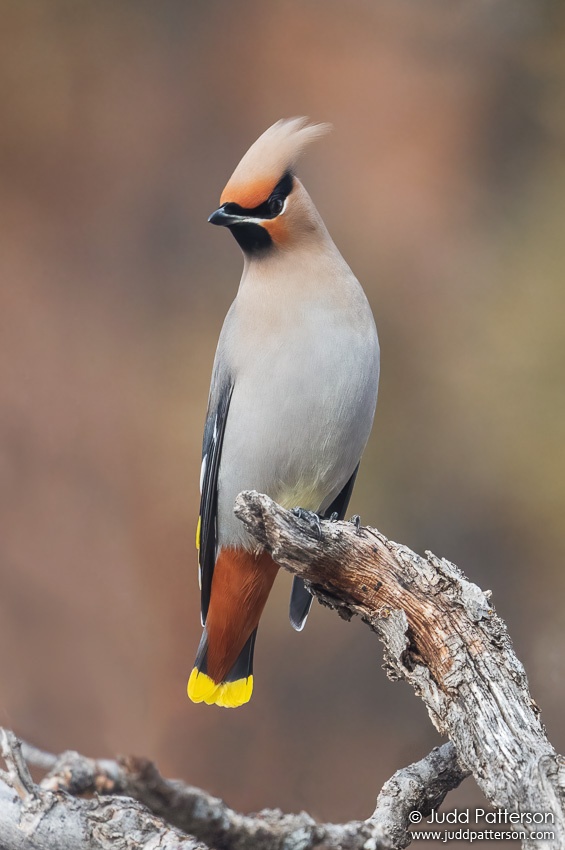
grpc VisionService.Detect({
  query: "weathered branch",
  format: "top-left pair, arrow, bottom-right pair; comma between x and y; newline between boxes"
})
0,731 -> 206,850
234,491 -> 565,850
1,732 -> 466,850
3,489 -> 561,849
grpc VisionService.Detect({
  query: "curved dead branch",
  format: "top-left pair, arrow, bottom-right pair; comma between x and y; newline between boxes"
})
0,730 -> 466,850
233,491 -> 565,850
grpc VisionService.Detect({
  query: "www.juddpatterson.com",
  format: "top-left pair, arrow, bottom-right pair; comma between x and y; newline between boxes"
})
408,809 -> 555,842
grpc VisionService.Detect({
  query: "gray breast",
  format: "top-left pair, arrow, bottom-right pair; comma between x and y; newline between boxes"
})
216,296 -> 379,550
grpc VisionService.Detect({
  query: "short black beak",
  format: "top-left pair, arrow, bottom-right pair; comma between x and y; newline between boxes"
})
208,205 -> 242,227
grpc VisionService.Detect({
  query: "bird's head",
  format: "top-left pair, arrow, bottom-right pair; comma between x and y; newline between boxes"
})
209,117 -> 331,256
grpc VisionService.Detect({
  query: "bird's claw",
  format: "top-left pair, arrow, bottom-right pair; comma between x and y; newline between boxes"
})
350,514 -> 363,535
293,508 -> 323,540
328,511 -> 339,522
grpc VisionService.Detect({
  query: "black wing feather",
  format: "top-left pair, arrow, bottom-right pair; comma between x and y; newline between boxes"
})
323,462 -> 360,520
289,463 -> 360,630
198,380 -> 233,625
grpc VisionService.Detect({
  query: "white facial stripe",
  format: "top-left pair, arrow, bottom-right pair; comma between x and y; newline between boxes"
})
237,197 -> 287,225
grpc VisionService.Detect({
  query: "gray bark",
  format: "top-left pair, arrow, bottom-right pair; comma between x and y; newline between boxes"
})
1,731 -> 465,850
234,491 -> 565,849
0,731 -> 206,850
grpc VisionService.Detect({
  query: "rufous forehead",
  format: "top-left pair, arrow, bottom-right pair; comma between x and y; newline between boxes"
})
220,177 -> 277,208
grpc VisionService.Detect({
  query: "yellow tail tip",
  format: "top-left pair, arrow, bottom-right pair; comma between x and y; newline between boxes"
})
187,668 -> 253,708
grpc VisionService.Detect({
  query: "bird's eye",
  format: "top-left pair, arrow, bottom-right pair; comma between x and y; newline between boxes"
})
268,197 -> 284,216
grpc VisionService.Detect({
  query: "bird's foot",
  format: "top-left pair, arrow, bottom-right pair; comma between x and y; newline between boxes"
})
293,508 -> 323,540
350,514 -> 363,536
328,511 -> 339,522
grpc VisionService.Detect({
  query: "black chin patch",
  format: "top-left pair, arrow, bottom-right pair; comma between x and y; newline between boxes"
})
229,222 -> 273,255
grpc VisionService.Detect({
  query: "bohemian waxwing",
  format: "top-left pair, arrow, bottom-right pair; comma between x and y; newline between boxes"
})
188,117 -> 380,707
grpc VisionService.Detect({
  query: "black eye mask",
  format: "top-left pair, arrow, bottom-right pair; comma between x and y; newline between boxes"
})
223,172 -> 293,220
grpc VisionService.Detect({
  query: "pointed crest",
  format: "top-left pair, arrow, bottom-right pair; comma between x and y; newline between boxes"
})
220,117 -> 331,208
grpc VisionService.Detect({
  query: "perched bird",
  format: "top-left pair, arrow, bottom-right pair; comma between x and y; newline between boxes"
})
188,118 -> 380,707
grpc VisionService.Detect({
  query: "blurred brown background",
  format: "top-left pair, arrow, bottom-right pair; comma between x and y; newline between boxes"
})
1,1 -> 564,846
